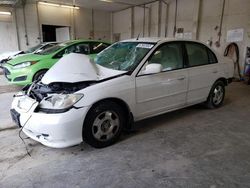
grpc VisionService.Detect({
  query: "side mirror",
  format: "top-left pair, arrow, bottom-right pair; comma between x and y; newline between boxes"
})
141,63 -> 162,75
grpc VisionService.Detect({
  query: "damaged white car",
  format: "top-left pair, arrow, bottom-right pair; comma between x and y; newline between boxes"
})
11,38 -> 234,148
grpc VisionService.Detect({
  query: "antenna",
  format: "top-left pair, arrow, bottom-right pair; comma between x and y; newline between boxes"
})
136,32 -> 141,40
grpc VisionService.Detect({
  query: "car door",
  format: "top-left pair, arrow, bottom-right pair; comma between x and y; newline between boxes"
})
185,42 -> 219,105
135,42 -> 188,119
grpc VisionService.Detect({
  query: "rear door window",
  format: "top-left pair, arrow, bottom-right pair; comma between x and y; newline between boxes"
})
185,42 -> 209,67
207,48 -> 218,64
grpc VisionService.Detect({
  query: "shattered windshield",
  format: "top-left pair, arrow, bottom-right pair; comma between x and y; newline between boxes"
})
95,42 -> 155,71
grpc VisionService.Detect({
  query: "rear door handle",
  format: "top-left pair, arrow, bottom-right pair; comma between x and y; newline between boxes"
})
213,70 -> 218,73
177,76 -> 186,80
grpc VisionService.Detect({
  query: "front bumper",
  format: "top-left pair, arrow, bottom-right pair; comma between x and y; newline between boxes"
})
2,64 -> 33,85
11,95 -> 90,148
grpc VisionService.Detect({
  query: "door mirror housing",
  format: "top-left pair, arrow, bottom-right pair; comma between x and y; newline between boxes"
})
141,63 -> 162,75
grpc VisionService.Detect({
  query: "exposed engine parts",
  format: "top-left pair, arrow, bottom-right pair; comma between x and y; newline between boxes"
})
22,81 -> 95,102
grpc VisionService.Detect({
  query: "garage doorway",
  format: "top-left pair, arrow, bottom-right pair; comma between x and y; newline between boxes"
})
42,24 -> 70,42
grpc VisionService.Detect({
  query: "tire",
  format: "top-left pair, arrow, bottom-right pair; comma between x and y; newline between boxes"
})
205,80 -> 225,109
83,101 -> 125,148
33,70 -> 47,82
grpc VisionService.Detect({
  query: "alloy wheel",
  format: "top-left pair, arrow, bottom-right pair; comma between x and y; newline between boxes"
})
92,111 -> 120,142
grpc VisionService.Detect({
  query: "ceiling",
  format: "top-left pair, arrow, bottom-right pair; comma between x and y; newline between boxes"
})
39,0 -> 159,11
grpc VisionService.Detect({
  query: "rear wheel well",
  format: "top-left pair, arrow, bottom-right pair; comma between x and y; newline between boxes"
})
216,77 -> 227,86
205,78 -> 227,102
86,98 -> 133,130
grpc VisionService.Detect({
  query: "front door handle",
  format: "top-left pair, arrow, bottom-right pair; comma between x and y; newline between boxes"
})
161,76 -> 186,85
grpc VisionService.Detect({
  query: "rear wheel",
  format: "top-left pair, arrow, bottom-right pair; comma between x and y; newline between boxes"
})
33,70 -> 47,82
205,80 -> 225,109
83,101 -> 125,148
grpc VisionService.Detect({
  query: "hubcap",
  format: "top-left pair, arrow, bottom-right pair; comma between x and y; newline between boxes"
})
92,111 -> 120,142
212,85 -> 224,105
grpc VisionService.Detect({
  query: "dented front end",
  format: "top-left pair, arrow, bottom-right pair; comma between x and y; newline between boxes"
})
10,81 -> 93,148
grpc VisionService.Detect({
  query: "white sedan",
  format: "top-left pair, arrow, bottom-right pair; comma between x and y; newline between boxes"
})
10,38 -> 234,148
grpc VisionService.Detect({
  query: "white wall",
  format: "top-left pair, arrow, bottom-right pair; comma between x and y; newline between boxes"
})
0,7 -> 19,52
93,10 -> 111,41
0,22 -> 18,52
74,8 -> 111,40
16,3 -> 40,50
0,1 -> 111,53
113,8 -> 132,40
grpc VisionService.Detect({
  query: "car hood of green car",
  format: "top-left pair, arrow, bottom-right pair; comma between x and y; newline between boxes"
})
7,53 -> 49,66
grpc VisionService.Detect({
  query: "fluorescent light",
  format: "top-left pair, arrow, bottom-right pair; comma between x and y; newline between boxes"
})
0,11 -> 11,15
100,0 -> 113,3
61,5 -> 80,9
39,2 -> 60,7
39,1 -> 80,9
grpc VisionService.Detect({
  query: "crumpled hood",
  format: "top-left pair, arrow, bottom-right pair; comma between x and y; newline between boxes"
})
42,53 -> 126,84
7,53 -> 48,66
0,51 -> 22,61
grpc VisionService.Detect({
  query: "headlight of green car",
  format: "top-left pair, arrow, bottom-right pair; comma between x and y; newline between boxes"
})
13,61 -> 38,69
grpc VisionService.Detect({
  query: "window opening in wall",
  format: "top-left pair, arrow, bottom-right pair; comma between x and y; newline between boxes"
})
42,24 -> 70,42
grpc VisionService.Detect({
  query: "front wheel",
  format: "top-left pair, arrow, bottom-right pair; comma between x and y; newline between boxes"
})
205,80 -> 225,109
83,101 -> 125,148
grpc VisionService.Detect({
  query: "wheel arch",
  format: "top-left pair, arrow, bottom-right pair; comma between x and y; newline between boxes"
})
84,97 -> 134,131
32,69 -> 49,81
215,77 -> 228,86
206,77 -> 227,100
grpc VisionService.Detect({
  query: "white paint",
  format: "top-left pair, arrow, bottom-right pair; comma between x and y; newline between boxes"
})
42,53 -> 125,84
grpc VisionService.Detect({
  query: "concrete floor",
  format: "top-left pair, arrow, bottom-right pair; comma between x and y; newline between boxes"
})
0,72 -> 250,187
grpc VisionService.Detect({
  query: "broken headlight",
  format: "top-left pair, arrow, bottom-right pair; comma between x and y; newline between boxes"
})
39,93 -> 84,111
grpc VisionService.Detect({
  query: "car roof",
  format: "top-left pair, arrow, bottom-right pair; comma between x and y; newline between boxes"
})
65,39 -> 111,44
42,42 -> 59,45
121,37 -> 208,45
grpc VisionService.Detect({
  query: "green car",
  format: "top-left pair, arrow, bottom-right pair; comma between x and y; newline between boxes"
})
3,40 -> 111,85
